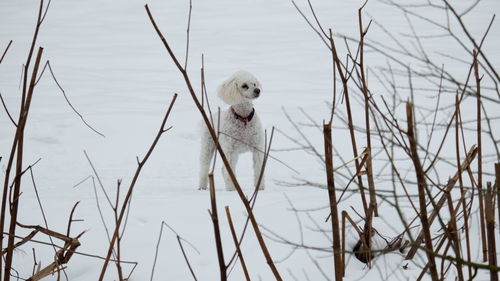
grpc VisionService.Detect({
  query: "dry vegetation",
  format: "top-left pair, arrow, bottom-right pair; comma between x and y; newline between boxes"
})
0,0 -> 498,280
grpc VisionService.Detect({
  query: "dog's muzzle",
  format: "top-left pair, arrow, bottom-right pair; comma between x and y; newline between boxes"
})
253,88 -> 261,98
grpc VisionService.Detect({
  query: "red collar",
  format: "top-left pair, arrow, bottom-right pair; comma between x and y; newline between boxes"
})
231,107 -> 255,126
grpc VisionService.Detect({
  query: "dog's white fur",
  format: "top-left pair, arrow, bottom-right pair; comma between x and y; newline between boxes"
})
198,70 -> 265,191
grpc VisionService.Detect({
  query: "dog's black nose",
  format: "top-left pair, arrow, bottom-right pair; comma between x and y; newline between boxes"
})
254,88 -> 261,95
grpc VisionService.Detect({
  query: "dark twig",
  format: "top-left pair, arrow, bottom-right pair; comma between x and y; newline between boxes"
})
474,50 -> 488,262
208,174 -> 226,281
36,61 -> 105,137
0,40 -> 13,65
323,123 -> 343,281
149,221 -> 196,281
405,145 -> 478,259
184,0 -> 192,70
406,102 -> 438,281
0,92 -> 17,127
3,47 -> 44,281
495,163 -> 500,236
485,183 -> 498,281
225,207 -> 251,281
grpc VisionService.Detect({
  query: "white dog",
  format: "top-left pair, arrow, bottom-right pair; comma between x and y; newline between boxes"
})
198,70 -> 265,191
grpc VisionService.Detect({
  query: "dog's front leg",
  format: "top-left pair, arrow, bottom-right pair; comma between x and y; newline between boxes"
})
222,152 -> 239,191
198,137 -> 215,190
253,150 -> 265,190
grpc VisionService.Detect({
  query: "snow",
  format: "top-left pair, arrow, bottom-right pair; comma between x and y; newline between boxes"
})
1,0 -> 499,280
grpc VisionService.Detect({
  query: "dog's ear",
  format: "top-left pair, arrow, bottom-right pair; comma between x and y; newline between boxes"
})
217,76 -> 243,105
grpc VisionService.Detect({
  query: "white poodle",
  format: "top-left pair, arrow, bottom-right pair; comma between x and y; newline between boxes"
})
198,70 -> 265,191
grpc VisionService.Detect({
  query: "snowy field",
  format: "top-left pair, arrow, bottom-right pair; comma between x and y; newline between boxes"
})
1,0 -> 499,280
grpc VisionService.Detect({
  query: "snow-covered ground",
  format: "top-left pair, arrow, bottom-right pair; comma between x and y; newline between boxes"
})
1,0 -> 499,280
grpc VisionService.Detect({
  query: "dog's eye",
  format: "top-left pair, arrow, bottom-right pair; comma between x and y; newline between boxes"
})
242,84 -> 249,89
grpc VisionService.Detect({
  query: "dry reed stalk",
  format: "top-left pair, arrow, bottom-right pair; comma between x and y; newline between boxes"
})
327,28 -> 368,215
416,228 -> 451,281
485,183 -> 498,281
474,50 -> 488,262
145,6 -> 282,280
208,174 -> 226,281
341,210 -> 364,274
225,207 -> 251,281
341,211 -> 346,277
405,145 -> 478,259
113,180 -> 124,280
26,237 -> 80,281
362,204 -> 375,268
406,102 -> 439,281
495,163 -> 500,236
445,192 -> 464,281
1,2 -> 47,279
454,93 -> 472,279
3,47 -> 44,281
357,2 -> 378,217
98,94 -> 177,280
323,123 -> 343,281
12,223 -> 84,281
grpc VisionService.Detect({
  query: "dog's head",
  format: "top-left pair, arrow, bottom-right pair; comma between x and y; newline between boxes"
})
217,70 -> 262,105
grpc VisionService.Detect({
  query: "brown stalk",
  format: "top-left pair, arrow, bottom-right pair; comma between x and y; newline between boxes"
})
406,102 -> 439,281
2,231 -> 136,265
362,203 -> 374,268
341,211 -> 345,277
495,163 -> 500,236
342,209 -> 375,275
1,2 -> 46,279
208,174 -> 226,281
225,207 -> 251,281
474,50 -> 488,262
3,47 -> 44,281
0,230 -> 38,255
485,182 -> 498,281
26,236 -> 80,281
405,144 -> 477,259
11,223 -> 83,281
357,1 -> 378,217
145,6 -> 282,280
323,123 -> 343,281
341,210 -> 363,276
455,94 -> 472,279
445,192 -> 464,281
327,28 -> 368,215
98,93 -> 177,280
114,180 -> 124,281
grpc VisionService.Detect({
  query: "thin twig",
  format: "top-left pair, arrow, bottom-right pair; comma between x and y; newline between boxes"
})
406,102 -> 438,281
0,92 -> 17,127
0,40 -> 13,65
225,207 -> 251,281
98,94 -> 177,280
208,174 -> 226,281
